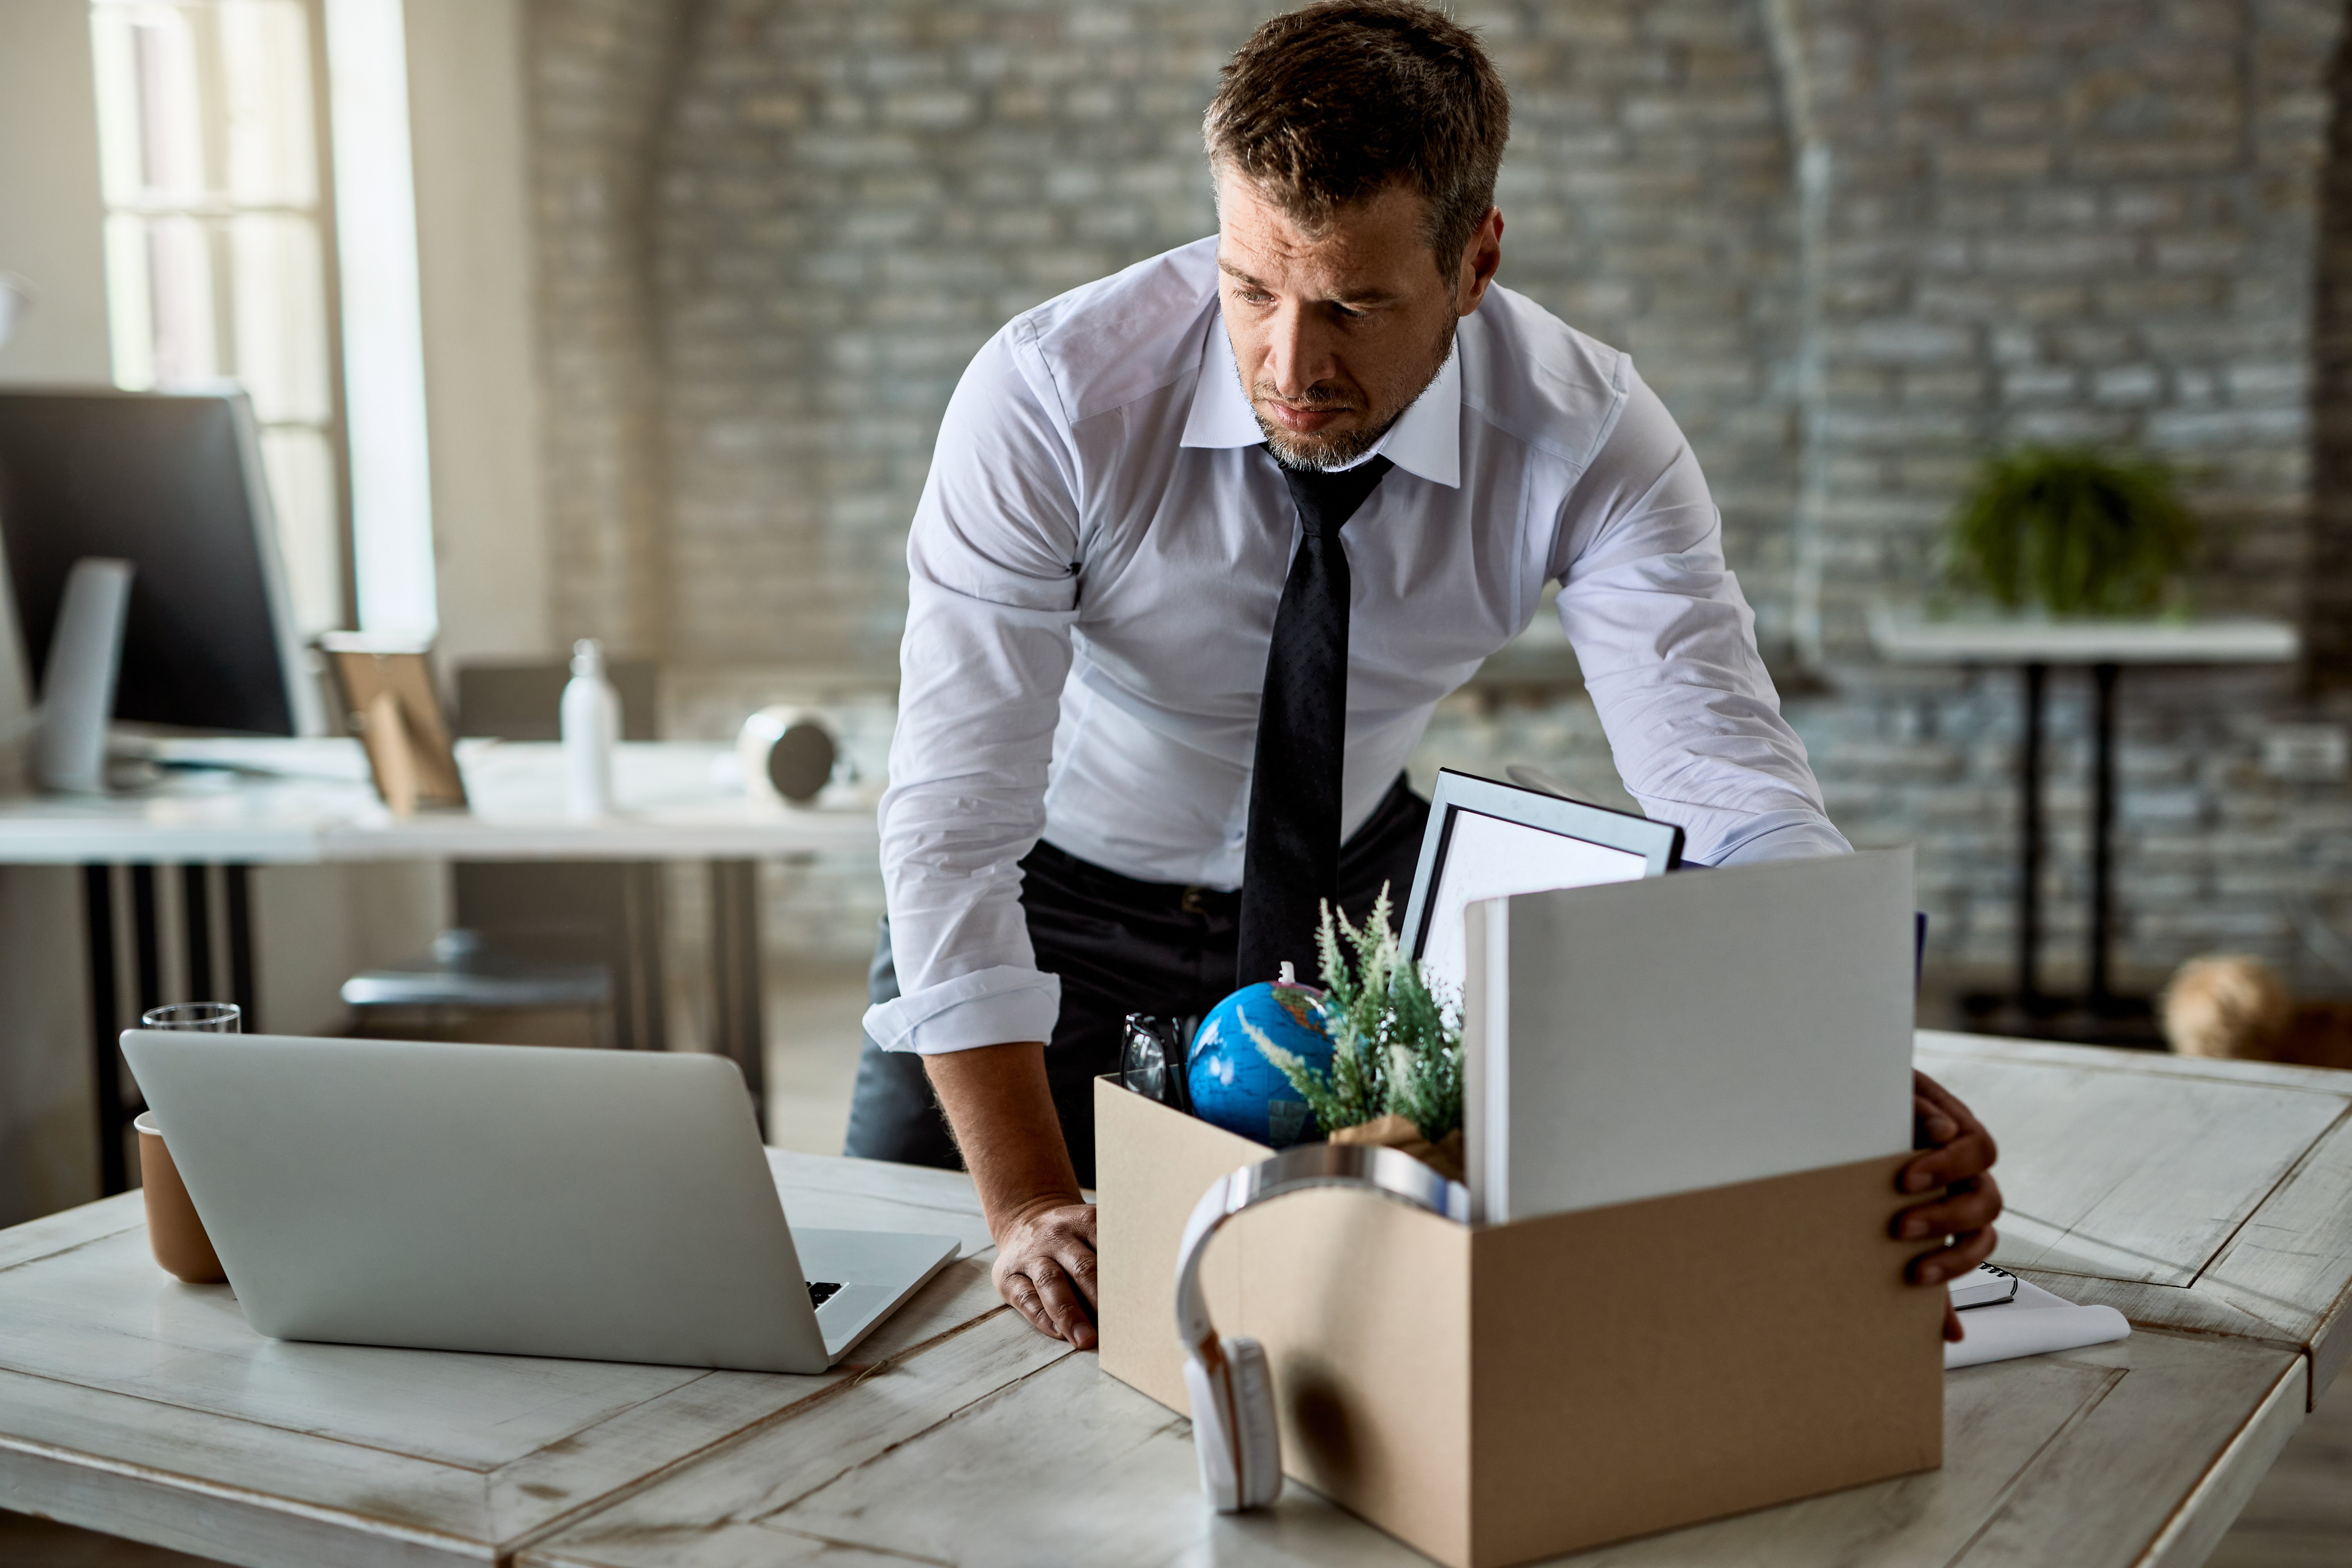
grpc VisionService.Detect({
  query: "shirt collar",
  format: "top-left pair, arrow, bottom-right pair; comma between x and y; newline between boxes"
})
1179,311 -> 1463,489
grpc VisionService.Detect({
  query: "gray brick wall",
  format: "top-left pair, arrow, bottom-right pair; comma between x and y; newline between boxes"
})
646,0 -> 1804,669
526,0 -> 2352,995
1771,0 -> 2345,660
654,0 -> 1260,673
2316,15 -> 2352,683
529,0 -> 689,661
1471,0 -> 1802,649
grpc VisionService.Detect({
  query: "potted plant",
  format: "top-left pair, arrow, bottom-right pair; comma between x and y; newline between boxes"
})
1244,887 -> 1466,1180
1943,445 -> 2201,617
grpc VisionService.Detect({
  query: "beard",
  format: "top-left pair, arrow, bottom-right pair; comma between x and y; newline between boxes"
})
1249,316 -> 1457,472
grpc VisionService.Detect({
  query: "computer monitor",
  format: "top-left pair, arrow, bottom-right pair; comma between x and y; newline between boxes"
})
0,388 -> 325,736
1398,768 -> 1683,999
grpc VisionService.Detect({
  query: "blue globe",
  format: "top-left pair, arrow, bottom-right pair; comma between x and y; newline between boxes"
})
1187,980 -> 1336,1148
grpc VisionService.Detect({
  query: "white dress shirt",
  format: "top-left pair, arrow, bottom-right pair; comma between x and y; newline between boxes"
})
866,237 -> 1849,1056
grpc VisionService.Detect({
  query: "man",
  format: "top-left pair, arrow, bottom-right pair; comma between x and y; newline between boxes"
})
848,0 -> 2001,1350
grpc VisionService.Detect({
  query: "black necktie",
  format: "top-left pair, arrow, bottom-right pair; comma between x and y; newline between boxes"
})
1236,451 -> 1395,988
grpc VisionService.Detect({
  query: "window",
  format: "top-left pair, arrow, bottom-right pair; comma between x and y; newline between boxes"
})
90,0 -> 345,637
89,0 -> 439,642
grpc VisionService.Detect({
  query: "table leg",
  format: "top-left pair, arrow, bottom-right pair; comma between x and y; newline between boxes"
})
2016,662 -> 2047,1013
82,866 -> 128,1197
181,864 -> 214,1001
129,865 -> 162,1019
622,861 -> 668,1052
709,859 -> 766,1134
2089,661 -> 2120,1011
224,863 -> 259,1031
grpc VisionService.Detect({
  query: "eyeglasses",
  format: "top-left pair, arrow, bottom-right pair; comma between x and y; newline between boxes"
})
1120,1013 -> 1199,1114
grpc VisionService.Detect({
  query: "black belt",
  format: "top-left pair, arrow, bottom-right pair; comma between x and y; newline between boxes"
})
1018,772 -> 1428,928
1021,838 -> 1240,920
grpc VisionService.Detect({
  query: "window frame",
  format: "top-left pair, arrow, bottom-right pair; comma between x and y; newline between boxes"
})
89,0 -> 356,634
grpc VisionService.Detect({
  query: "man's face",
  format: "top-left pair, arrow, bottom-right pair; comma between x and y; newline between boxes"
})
1215,170 -> 1502,470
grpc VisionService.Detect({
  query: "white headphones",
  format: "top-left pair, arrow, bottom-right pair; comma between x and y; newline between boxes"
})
1174,1141 -> 1471,1511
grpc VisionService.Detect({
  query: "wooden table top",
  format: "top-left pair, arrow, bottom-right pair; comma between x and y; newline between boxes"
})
0,1151 -> 996,1568
1917,1031 -> 2352,1404
3,1035 -> 2347,1568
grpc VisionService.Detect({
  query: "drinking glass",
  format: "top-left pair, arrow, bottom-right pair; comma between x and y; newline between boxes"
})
140,1002 -> 241,1033
131,1002 -> 237,1283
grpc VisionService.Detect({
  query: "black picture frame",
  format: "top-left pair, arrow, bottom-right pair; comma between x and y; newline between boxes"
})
1398,768 -> 1683,968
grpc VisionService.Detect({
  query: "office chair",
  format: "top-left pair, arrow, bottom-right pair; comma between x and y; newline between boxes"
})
340,661 -> 667,1049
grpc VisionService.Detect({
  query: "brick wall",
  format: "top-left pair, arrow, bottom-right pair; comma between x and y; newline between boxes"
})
1773,0 -> 2343,660
529,0 -> 690,659
1477,0 -> 1802,648
643,0 -> 1798,666
2316,9 -> 2352,682
655,0 -> 1255,674
1757,0 -> 2352,993
525,0 -> 2352,997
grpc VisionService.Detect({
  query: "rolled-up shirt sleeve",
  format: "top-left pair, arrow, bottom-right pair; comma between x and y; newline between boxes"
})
1553,370 -> 1851,868
864,325 -> 1084,1054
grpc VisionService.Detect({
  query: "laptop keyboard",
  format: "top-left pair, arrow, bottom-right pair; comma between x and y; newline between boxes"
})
807,1280 -> 842,1308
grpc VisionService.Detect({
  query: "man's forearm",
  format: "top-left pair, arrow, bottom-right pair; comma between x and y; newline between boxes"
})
927,1041 -> 1102,1346
923,1041 -> 1080,1229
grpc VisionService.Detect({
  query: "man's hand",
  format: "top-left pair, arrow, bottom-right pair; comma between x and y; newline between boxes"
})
1896,1070 -> 2002,1342
923,1041 -> 1101,1350
991,1198 -> 1100,1349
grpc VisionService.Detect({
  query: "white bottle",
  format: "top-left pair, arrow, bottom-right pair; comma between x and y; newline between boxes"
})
561,638 -> 620,818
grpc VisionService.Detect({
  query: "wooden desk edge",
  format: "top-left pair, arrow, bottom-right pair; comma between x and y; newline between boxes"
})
2134,1350 -> 2307,1568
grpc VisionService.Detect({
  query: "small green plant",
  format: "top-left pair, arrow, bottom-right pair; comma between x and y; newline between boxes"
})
1240,885 -> 1464,1142
1944,445 -> 2200,617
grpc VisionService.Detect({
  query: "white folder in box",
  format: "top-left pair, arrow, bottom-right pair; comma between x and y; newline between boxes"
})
1461,848 -> 1917,1224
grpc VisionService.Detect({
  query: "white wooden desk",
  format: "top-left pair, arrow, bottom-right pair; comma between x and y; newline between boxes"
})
1918,1032 -> 2352,1405
0,1151 -> 991,1568
4,1036 -> 2348,1568
0,740 -> 880,1193
0,740 -> 881,864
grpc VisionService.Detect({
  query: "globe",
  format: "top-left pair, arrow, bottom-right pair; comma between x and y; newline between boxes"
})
1187,980 -> 1336,1148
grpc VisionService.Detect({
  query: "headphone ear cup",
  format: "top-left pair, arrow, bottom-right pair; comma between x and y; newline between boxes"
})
1184,1352 -> 1243,1511
1225,1336 -> 1283,1508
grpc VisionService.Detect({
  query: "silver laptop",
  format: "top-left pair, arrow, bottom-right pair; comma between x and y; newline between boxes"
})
120,1031 -> 960,1374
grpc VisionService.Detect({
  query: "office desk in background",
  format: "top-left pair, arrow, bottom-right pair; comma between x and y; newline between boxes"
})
0,740 -> 881,1192
1,1035 -> 2347,1568
1869,610 -> 2301,1040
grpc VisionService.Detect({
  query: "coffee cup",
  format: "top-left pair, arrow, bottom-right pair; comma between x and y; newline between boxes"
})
134,1111 -> 227,1284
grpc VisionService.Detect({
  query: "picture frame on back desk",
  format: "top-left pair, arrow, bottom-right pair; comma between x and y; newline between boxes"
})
1398,768 -> 1683,1000
321,636 -> 467,816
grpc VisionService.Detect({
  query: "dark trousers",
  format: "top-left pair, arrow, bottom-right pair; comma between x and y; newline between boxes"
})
844,776 -> 1431,1187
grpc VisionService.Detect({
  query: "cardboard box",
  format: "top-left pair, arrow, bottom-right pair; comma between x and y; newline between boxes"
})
1096,1078 -> 1944,1568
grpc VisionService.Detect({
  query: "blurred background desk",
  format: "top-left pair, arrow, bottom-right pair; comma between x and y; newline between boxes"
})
1870,612 -> 2302,1044
0,740 -> 879,1194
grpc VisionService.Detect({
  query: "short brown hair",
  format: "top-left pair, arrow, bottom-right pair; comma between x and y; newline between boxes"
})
1204,2 -> 1510,273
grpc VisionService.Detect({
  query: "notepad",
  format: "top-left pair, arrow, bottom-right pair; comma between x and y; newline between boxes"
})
1944,1274 -> 2131,1370
1950,1262 -> 2020,1310
1460,849 -> 1918,1224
